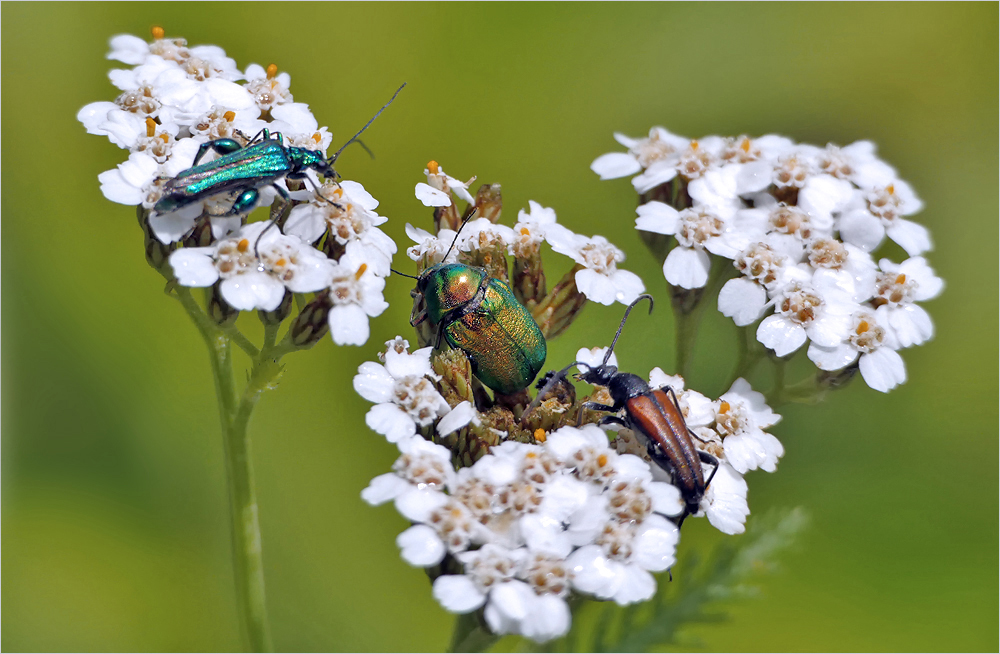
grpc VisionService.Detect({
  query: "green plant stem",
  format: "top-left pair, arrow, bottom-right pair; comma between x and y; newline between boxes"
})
767,374 -> 827,407
672,259 -> 732,379
449,613 -> 499,653
223,324 -> 262,358
172,285 -> 274,652
727,324 -> 765,388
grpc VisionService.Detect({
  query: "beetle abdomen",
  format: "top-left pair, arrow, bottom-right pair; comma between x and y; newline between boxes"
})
158,142 -> 291,210
446,278 -> 546,394
627,390 -> 706,505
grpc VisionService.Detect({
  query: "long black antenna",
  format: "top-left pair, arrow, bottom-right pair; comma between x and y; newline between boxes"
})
440,207 -> 478,263
328,82 -> 406,165
390,268 -> 420,280
603,294 -> 654,365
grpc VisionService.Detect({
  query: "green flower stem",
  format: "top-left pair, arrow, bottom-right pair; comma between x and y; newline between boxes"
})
727,324 -> 766,388
171,285 -> 275,652
448,612 -> 499,653
223,356 -> 273,653
223,324 -> 262,358
672,259 -> 732,379
767,374 -> 827,407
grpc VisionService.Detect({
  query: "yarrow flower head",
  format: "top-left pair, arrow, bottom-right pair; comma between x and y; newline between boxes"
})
594,127 -> 941,394
169,222 -> 333,311
82,29 -> 399,349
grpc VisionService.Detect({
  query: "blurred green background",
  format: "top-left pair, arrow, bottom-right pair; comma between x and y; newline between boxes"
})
2,2 -> 996,651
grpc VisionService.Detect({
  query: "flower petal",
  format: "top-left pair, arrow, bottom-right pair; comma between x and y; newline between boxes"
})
591,152 -> 642,179
433,575 -> 487,614
365,403 -> 416,442
718,278 -> 767,326
415,182 -> 452,207
397,524 -> 447,567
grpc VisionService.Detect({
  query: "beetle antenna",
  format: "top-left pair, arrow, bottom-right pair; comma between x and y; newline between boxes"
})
603,294 -> 654,365
440,207 -> 478,263
353,139 -> 375,160
522,361 -> 586,420
390,268 -> 420,280
328,82 -> 406,166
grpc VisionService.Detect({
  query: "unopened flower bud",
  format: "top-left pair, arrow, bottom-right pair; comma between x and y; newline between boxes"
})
208,282 -> 238,325
289,290 -> 332,347
817,361 -> 859,391
432,348 -> 476,407
459,240 -> 509,283
531,265 -> 588,339
137,207 -> 175,277
183,216 -> 214,248
512,250 -> 546,308
473,183 -> 503,224
258,289 -> 293,325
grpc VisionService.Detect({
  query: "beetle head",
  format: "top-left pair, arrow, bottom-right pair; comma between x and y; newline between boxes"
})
577,363 -> 618,388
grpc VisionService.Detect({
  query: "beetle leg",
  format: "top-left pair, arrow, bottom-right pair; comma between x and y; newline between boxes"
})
228,188 -> 259,216
598,415 -> 629,429
433,323 -> 446,350
193,138 -> 244,166
699,451 -> 720,487
251,186 -> 297,257
582,401 -> 617,412
245,127 -> 270,145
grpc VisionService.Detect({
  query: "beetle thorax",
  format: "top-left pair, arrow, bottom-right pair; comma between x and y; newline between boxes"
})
419,264 -> 487,324
289,147 -> 333,176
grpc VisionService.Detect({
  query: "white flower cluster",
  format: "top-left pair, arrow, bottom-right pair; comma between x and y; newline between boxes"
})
593,130 -> 943,392
356,340 -> 782,642
79,31 -> 396,346
409,164 -> 645,307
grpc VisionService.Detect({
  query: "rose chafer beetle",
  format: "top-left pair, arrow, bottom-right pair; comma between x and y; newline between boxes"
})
154,83 -> 405,218
532,294 -> 719,524
406,217 -> 547,396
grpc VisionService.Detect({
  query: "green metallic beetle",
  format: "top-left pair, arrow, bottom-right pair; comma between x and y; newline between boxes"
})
410,262 -> 547,395
154,83 -> 405,218
154,128 -> 331,216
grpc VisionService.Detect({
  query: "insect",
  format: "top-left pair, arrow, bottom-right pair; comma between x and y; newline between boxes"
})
403,214 -> 547,396
532,294 -> 719,524
154,83 -> 406,220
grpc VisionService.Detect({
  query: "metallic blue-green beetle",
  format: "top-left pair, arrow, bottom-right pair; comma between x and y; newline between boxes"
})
154,83 -> 405,217
410,262 -> 547,395
154,128 -> 333,216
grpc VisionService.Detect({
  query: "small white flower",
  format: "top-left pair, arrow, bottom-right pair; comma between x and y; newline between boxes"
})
406,224 -> 460,264
756,270 -> 858,357
284,180 -> 395,275
662,207 -> 761,289
353,347 -> 451,442
269,103 -> 333,152
416,161 -> 476,206
872,256 -> 943,349
325,241 -> 389,346
188,105 -> 263,142
807,310 -> 906,393
545,225 -> 644,306
714,379 -> 783,474
511,201 -> 557,258
591,127 -> 688,186
838,181 -> 930,256
244,63 -> 293,112
813,141 -> 897,190
169,222 -> 333,311
459,218 -> 515,253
